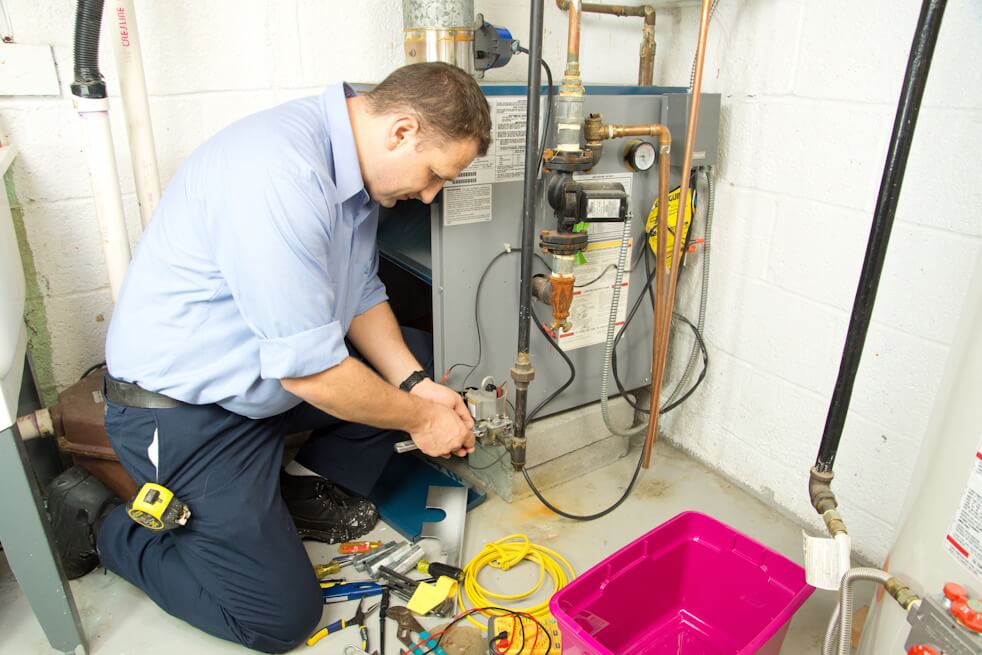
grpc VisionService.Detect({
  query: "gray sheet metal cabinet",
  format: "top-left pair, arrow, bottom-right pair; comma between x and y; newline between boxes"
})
379,85 -> 720,420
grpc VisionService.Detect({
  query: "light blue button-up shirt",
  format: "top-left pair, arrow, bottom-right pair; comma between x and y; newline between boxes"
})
106,83 -> 387,418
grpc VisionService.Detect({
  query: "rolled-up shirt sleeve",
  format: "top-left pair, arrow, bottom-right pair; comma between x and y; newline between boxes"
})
357,245 -> 388,315
210,167 -> 349,380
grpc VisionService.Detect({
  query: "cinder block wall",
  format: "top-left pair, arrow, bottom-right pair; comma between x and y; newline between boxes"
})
657,0 -> 982,564
1,0 -> 978,563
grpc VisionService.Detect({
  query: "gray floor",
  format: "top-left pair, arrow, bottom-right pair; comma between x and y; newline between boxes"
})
0,439 -> 837,654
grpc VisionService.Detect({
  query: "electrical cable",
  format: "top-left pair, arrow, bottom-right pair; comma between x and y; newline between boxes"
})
457,535 -> 575,630
666,167 -> 714,406
415,606 -> 550,655
459,250 -> 518,388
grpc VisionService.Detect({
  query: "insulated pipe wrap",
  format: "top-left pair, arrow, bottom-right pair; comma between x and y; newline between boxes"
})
403,0 -> 475,28
72,0 -> 107,98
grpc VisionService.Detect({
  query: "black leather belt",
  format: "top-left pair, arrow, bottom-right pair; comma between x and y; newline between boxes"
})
104,375 -> 188,409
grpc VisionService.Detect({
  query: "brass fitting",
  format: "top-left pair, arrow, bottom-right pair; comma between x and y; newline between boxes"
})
885,577 -> 921,611
809,466 -> 839,515
510,352 -> 535,386
822,509 -> 848,538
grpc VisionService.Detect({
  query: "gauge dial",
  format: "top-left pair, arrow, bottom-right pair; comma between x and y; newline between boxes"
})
625,139 -> 657,172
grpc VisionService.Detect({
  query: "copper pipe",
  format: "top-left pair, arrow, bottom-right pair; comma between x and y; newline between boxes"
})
642,0 -> 713,469
587,118 -> 673,456
565,0 -> 582,79
556,1 -> 656,86
639,19 -> 655,86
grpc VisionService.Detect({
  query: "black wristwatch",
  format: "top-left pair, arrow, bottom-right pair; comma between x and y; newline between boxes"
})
399,370 -> 429,393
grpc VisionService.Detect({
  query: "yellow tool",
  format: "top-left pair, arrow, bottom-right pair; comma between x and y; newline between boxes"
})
488,614 -> 561,655
126,482 -> 190,531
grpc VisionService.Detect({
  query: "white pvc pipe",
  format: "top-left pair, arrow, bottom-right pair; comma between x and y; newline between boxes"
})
76,97 -> 131,301
110,0 -> 160,228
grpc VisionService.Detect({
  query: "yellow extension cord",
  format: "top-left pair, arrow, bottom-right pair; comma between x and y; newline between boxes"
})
457,534 -> 576,629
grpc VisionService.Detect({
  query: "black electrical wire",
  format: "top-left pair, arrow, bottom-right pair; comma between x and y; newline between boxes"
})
515,47 -> 554,169
459,250 -> 518,387
416,606 -> 549,655
609,253 -> 709,413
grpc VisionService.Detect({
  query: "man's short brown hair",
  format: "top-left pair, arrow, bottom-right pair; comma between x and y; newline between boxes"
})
366,62 -> 492,157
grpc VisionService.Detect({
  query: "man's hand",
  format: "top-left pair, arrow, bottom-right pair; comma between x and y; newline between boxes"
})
411,379 -> 474,432
409,400 -> 475,458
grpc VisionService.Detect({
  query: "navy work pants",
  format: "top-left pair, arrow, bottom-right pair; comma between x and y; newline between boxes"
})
97,328 -> 432,653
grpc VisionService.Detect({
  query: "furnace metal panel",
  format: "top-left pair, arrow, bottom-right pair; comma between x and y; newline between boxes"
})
382,85 -> 720,420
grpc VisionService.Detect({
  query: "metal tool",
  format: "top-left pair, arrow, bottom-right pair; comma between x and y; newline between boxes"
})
365,542 -> 425,578
313,555 -> 353,579
386,606 -> 449,655
353,541 -> 400,573
306,597 -> 379,648
322,580 -> 384,604
375,566 -> 451,617
378,587 -> 389,655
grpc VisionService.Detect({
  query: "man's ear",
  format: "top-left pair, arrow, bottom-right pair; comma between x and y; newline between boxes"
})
386,115 -> 421,151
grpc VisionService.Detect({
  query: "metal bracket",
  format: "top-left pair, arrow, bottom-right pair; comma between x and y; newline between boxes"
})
417,486 -> 468,569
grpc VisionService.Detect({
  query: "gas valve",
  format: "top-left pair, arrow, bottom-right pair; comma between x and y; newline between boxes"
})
465,377 -> 513,446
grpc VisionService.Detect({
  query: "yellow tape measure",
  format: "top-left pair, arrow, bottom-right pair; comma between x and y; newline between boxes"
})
126,482 -> 191,531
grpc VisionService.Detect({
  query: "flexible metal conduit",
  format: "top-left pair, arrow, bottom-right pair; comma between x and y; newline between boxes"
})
600,218 -> 641,437
666,168 -> 713,405
809,0 -> 948,515
508,0 -> 545,470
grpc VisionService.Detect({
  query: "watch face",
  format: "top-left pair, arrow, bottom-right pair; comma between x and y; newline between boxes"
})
626,140 -> 657,172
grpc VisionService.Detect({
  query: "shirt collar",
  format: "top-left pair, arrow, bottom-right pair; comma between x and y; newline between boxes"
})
322,82 -> 369,204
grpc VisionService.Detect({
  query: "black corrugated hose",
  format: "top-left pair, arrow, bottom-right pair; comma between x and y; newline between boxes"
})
71,0 -> 107,98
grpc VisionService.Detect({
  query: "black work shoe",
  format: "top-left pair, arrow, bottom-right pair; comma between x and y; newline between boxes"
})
280,472 -> 379,543
46,466 -> 120,580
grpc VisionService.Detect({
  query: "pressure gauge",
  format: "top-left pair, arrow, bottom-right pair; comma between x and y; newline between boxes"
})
624,139 -> 657,172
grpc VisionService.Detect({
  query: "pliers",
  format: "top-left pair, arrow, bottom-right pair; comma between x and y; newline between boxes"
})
306,597 -> 379,649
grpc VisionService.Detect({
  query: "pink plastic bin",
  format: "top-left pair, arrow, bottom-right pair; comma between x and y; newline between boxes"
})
550,512 -> 814,654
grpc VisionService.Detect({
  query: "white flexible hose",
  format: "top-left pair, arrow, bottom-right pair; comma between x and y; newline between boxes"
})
600,216 -> 645,437
823,567 -> 892,655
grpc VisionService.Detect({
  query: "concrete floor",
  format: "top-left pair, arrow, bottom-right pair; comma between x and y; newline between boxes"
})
1,438 -> 838,654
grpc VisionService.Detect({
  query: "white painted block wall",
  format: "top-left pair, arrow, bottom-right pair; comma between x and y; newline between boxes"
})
0,0 -> 978,564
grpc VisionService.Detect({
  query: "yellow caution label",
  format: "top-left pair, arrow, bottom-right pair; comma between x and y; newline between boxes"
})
646,185 -> 694,270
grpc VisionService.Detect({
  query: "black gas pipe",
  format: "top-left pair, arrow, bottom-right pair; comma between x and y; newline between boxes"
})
810,0 -> 947,520
508,0 -> 545,470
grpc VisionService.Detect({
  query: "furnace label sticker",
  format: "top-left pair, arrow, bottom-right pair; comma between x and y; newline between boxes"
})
558,240 -> 630,352
443,184 -> 492,226
945,434 -> 982,582
448,96 -> 533,186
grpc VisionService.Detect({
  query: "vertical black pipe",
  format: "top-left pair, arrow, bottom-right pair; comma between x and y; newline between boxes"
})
815,0 -> 947,472
511,0 -> 545,460
517,0 -> 545,356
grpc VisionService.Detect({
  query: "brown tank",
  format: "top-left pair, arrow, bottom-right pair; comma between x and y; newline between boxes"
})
51,370 -> 137,500
47,370 -> 309,500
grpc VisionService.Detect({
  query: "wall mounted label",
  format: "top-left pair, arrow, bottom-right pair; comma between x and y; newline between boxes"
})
559,239 -> 630,352
945,434 -> 982,581
443,183 -> 492,226
448,97 -> 530,186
